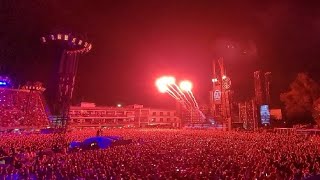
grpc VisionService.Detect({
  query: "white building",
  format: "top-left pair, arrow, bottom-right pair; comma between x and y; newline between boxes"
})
69,103 -> 181,128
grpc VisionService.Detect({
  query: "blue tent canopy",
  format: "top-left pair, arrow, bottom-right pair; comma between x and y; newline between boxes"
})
82,136 -> 114,149
69,141 -> 82,149
69,136 -> 123,150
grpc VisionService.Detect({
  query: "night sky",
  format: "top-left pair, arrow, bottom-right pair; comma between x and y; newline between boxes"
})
1,1 -> 320,108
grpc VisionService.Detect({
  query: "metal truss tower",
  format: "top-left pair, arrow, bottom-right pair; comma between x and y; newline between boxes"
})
210,57 -> 232,130
41,33 -> 92,129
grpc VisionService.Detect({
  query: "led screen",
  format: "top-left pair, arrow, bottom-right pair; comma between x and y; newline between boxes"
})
260,105 -> 270,124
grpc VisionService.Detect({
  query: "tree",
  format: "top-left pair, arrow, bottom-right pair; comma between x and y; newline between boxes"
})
280,73 -> 320,125
313,98 -> 320,126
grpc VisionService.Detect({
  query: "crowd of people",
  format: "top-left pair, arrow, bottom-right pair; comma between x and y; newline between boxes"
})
0,128 -> 320,179
0,88 -> 48,128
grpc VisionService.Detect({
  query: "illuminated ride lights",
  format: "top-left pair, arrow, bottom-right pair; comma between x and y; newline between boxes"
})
41,33 -> 92,54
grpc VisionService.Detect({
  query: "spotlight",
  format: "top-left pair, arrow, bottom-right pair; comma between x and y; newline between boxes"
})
212,78 -> 218,83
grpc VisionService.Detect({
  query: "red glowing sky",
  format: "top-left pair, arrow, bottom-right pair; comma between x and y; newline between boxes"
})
1,0 -> 320,108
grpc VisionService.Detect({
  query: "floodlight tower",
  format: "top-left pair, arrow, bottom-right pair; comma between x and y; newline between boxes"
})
41,33 -> 92,129
210,57 -> 232,130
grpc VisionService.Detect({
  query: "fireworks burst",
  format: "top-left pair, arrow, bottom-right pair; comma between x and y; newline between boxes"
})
156,76 -> 205,121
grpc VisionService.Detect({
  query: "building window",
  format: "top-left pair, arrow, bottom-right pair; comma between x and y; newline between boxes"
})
140,117 -> 148,122
160,112 -> 163,116
174,112 -> 177,116
174,118 -> 176,121
167,118 -> 170,122
152,112 -> 156,116
141,110 -> 149,115
160,118 -> 163,122
167,112 -> 170,116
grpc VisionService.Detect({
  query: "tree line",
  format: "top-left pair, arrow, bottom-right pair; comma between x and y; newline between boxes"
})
281,73 -> 320,126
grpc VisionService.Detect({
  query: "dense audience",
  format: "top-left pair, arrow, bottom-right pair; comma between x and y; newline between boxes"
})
0,88 -> 48,128
1,128 -> 320,179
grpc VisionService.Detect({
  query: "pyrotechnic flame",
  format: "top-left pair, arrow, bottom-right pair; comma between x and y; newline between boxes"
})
155,77 -> 168,93
171,83 -> 192,107
156,76 -> 180,101
179,81 -> 193,92
166,76 -> 176,85
156,77 -> 204,120
188,91 -> 199,109
179,80 -> 198,108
